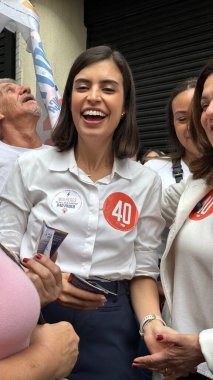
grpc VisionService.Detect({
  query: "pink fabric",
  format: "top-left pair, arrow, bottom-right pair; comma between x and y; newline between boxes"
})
0,248 -> 40,359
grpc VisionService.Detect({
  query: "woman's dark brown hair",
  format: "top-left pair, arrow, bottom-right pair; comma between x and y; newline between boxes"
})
190,61 -> 213,186
52,45 -> 139,158
166,78 -> 197,161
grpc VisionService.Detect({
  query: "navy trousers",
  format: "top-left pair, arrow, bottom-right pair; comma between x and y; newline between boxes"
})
135,338 -> 152,380
43,280 -> 140,380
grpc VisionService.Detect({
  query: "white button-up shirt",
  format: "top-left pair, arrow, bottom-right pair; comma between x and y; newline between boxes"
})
0,147 -> 164,280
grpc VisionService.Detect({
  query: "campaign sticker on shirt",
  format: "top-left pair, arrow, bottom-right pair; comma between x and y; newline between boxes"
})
189,190 -> 213,221
103,192 -> 138,231
51,189 -> 82,214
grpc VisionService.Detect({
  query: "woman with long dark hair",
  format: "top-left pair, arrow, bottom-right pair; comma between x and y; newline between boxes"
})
0,45 -> 175,380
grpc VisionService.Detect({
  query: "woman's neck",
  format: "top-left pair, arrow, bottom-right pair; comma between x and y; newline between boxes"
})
75,141 -> 114,181
182,151 -> 196,167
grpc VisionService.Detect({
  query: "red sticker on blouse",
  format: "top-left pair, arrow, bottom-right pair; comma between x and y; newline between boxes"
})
103,192 -> 138,231
189,190 -> 213,221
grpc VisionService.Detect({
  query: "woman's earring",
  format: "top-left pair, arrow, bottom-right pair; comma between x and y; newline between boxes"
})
121,112 -> 125,119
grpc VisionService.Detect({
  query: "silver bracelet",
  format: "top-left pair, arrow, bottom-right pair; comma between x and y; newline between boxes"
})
139,314 -> 166,336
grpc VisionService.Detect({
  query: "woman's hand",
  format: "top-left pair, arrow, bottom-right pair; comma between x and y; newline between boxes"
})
22,253 -> 62,307
30,322 -> 79,379
57,273 -> 107,311
143,321 -> 177,355
133,332 -> 204,379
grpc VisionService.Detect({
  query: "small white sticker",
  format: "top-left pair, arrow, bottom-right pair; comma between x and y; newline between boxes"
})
52,189 -> 82,214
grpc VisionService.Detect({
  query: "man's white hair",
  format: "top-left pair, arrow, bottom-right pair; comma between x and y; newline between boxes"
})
0,78 -> 17,85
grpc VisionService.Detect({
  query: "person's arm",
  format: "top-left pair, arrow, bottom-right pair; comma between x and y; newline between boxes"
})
161,180 -> 186,227
0,160 -> 31,253
130,276 -> 165,353
130,174 -> 177,355
0,322 -> 79,380
130,277 -> 177,355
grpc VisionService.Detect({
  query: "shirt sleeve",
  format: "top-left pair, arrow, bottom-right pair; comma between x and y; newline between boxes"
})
199,329 -> 213,373
0,160 -> 32,254
134,174 -> 165,279
161,180 -> 186,227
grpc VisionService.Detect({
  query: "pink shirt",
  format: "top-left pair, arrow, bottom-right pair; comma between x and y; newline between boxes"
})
0,247 -> 40,359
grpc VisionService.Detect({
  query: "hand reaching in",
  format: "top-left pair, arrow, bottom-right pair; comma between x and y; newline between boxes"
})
133,332 -> 204,379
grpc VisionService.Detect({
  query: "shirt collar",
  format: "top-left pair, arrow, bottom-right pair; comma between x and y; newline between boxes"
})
49,148 -> 78,174
49,147 -> 133,180
112,157 -> 133,180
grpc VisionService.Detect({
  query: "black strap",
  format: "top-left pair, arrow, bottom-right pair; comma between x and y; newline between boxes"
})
172,159 -> 183,183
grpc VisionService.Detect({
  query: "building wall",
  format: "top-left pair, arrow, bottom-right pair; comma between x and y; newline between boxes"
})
16,0 -> 86,143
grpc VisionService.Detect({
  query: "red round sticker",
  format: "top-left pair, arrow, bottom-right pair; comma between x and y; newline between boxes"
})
103,192 -> 138,231
189,190 -> 213,221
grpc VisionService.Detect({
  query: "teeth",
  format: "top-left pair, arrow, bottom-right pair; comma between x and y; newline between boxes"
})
83,110 -> 105,117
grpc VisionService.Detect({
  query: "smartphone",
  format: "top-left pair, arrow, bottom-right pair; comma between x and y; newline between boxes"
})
68,273 -> 117,298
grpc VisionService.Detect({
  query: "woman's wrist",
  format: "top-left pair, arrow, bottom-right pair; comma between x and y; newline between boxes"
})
139,314 -> 166,336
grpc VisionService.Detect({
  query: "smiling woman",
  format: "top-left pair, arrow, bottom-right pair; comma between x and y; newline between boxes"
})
199,74 -> 213,146
53,46 -> 138,159
145,78 -> 199,191
0,46 -> 173,380
190,60 -> 213,184
71,59 -> 125,151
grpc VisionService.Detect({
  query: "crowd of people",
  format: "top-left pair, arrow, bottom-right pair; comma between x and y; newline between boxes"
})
0,45 -> 212,380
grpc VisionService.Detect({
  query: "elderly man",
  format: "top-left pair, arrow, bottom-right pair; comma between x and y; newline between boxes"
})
0,78 -> 49,193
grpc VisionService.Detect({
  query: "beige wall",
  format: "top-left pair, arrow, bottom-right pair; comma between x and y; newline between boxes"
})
16,0 -> 86,142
